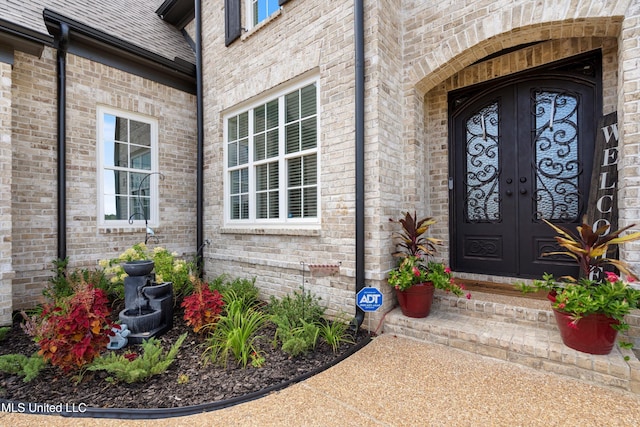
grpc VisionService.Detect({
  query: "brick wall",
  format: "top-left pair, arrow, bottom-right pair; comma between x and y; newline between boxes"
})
0,61 -> 13,325
200,0 -> 640,326
11,48 -> 58,310
10,48 -> 197,310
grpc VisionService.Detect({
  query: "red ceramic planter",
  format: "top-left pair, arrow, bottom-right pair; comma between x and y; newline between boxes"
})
395,282 -> 435,318
552,308 -> 620,355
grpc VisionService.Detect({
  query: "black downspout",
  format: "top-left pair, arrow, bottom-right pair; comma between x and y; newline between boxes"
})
353,0 -> 365,329
56,23 -> 69,261
195,0 -> 205,276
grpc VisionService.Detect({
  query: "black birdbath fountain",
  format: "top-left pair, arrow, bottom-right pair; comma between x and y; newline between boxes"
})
118,260 -> 173,344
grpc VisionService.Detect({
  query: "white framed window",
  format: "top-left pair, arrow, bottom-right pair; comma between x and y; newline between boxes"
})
225,77 -> 320,227
97,106 -> 159,227
250,0 -> 280,26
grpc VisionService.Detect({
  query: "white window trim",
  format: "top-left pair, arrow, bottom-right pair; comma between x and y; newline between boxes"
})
223,75 -> 321,229
96,105 -> 160,228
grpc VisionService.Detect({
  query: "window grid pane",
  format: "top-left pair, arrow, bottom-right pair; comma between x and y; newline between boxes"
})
102,111 -> 155,223
226,81 -> 318,222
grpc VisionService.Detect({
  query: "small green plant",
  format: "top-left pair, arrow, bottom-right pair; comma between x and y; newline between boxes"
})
0,326 -> 9,342
87,333 -> 187,383
0,353 -> 47,382
177,373 -> 189,384
203,300 -> 266,368
45,259 -> 111,303
268,288 -> 326,356
318,317 -> 355,353
181,279 -> 225,333
209,275 -> 260,308
280,320 -> 320,357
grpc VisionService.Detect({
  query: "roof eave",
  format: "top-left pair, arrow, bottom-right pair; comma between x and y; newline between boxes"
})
0,17 -> 52,57
43,8 -> 196,94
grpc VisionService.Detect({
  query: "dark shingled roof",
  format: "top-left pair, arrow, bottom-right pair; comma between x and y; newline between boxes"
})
0,0 -> 194,63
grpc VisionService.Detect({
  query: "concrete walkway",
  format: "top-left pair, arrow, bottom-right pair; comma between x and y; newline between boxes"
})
2,333 -> 640,426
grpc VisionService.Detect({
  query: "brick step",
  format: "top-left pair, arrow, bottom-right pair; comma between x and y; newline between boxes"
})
382,296 -> 640,394
431,291 -> 558,331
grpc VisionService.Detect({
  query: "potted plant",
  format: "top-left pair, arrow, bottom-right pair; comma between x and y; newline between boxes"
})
388,212 -> 470,318
517,217 -> 640,354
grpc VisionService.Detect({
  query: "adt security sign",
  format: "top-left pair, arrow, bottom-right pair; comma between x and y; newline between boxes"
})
356,287 -> 383,312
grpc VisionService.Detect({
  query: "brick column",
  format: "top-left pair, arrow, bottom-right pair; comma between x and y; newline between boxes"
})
0,61 -> 14,326
617,0 -> 640,271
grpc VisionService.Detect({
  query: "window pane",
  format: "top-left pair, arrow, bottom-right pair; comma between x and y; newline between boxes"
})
303,154 -> 317,185
131,146 -> 151,170
288,188 -> 301,218
130,172 -> 150,196
301,118 -> 316,150
286,123 -> 299,154
285,91 -> 299,123
115,117 -> 128,142
241,168 -> 249,193
231,195 -> 241,219
257,192 -> 268,218
228,116 -> 238,141
288,157 -> 302,187
256,164 -> 268,191
239,112 -> 249,138
304,187 -> 317,217
105,195 -> 129,220
240,194 -> 249,219
255,105 -> 266,133
266,100 -> 278,129
269,191 -> 279,218
300,84 -> 316,117
254,134 -> 266,161
130,120 -> 151,146
239,138 -> 249,165
229,142 -> 238,167
267,129 -> 279,158
104,170 -> 127,195
230,169 -> 241,194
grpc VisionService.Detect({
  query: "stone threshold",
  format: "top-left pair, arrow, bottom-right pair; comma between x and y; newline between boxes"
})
382,291 -> 640,394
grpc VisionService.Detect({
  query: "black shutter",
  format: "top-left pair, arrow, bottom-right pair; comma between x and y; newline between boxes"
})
225,0 -> 241,46
279,0 -> 290,5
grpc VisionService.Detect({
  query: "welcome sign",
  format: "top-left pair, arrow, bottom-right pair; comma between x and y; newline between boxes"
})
586,111 -> 618,280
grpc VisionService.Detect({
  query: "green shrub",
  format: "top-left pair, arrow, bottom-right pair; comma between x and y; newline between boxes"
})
209,275 -> 260,308
87,333 -> 187,383
318,316 -> 355,353
99,243 -> 196,300
46,258 -> 112,303
203,299 -> 266,368
0,326 -> 9,342
268,288 -> 326,356
0,353 -> 47,382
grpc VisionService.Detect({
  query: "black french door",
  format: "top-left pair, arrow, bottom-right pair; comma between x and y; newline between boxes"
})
449,53 -> 601,278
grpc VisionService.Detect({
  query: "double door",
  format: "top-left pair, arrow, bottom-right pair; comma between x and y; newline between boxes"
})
450,62 -> 599,278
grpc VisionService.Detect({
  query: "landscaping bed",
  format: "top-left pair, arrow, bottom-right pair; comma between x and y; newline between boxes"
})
0,307 -> 370,411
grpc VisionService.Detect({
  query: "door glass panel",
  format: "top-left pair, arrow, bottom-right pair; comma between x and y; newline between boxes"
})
465,102 -> 500,222
533,91 -> 580,221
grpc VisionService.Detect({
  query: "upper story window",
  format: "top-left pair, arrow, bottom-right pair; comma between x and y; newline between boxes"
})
97,106 -> 159,227
225,77 -> 319,227
251,0 -> 280,26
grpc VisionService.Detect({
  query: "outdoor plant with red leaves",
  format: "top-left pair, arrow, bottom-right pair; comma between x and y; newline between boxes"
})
181,280 -> 225,333
24,281 -> 114,372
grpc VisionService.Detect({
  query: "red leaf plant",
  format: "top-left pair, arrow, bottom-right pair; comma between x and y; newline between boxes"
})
24,281 -> 114,372
181,280 -> 224,333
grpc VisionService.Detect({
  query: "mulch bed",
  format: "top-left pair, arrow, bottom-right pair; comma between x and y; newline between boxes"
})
0,307 -> 370,411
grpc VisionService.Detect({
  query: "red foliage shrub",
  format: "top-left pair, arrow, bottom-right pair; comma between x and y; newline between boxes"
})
181,282 -> 224,333
29,281 -> 114,372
